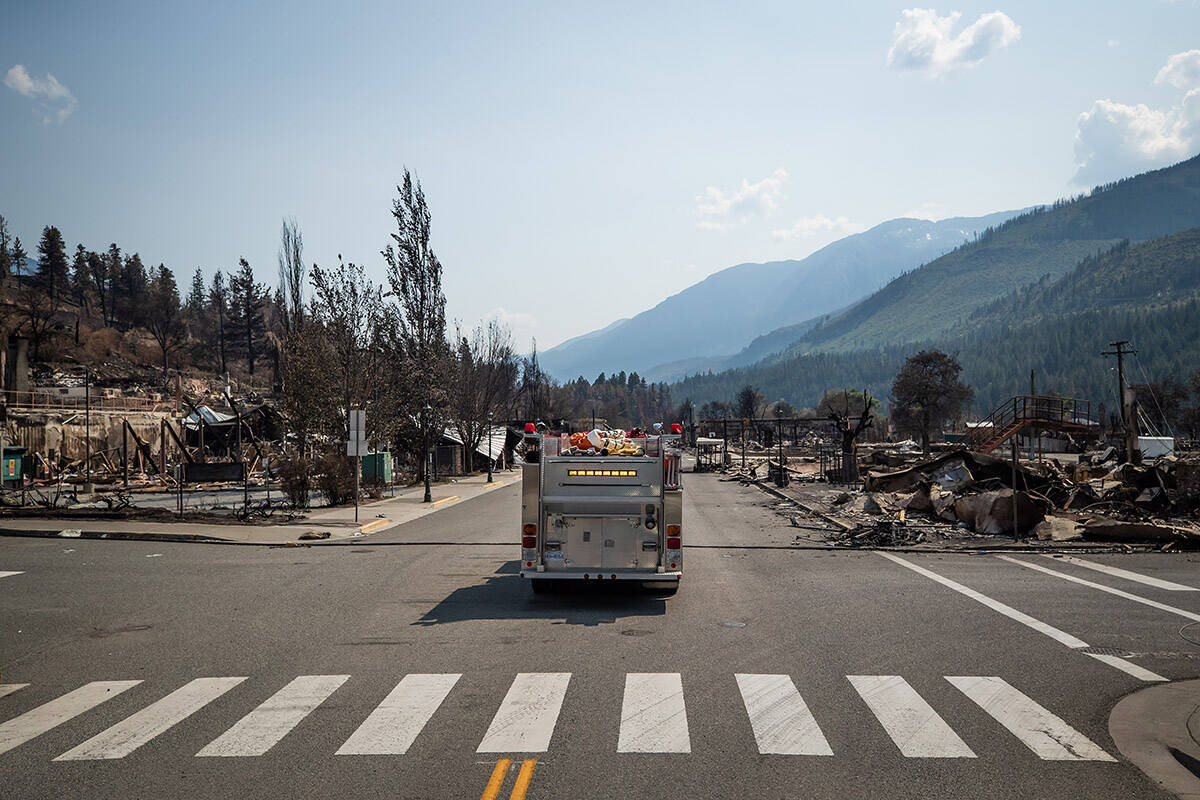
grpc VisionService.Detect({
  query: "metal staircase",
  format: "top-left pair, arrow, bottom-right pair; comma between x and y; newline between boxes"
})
966,395 -> 1099,454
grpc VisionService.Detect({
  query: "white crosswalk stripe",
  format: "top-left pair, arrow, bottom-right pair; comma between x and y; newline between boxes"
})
56,677 -> 246,760
338,673 -> 461,755
849,675 -> 975,758
0,571 -> 24,580
947,676 -> 1115,761
1042,554 -> 1197,591
0,680 -> 142,756
736,674 -> 832,755
618,672 -> 690,753
0,672 -> 1128,763
477,673 -> 571,753
196,675 -> 348,757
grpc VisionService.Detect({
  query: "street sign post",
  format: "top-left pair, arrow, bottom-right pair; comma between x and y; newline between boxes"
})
347,410 -> 367,523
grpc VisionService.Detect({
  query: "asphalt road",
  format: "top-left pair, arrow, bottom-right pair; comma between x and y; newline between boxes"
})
1,474 -> 1197,799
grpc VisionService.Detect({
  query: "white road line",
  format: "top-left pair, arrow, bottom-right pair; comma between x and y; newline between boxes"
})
1084,653 -> 1167,682
196,675 -> 348,757
735,674 -> 832,756
998,556 -> 1200,623
617,673 -> 691,753
56,677 -> 247,760
946,676 -> 1115,761
877,552 -> 1088,648
0,680 -> 142,756
338,673 -> 461,755
476,673 -> 571,753
0,685 -> 29,700
848,675 -> 975,758
0,571 -> 24,580
1043,555 -> 1197,592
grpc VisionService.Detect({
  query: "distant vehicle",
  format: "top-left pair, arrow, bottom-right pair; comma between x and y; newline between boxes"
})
519,423 -> 684,593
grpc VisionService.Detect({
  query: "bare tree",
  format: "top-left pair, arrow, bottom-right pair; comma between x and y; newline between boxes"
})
277,217 -> 306,337
18,283 -> 59,360
826,389 -> 875,480
310,257 -> 385,439
450,319 -> 518,472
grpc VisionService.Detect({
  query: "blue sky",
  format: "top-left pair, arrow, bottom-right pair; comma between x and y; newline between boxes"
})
3,1 -> 1198,349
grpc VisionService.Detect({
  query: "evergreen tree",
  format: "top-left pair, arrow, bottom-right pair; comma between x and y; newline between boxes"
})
116,253 -> 149,328
0,215 -> 11,280
227,258 -> 268,375
209,271 -> 229,374
10,237 -> 28,278
145,264 -> 185,376
183,266 -> 207,348
36,225 -> 69,301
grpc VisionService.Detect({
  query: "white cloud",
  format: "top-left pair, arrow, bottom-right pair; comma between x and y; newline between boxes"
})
902,201 -> 952,221
887,8 -> 1021,77
483,306 -> 536,330
4,64 -> 77,123
1155,49 -> 1200,90
1106,40 -> 1120,48
771,214 -> 867,241
694,169 -> 787,228
1073,50 -> 1200,185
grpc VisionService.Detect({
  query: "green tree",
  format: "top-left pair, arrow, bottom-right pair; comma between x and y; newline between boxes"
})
145,264 -> 185,376
0,215 -> 12,280
890,350 -> 973,454
36,225 -> 69,301
10,236 -> 28,278
383,169 -> 451,488
227,258 -> 268,376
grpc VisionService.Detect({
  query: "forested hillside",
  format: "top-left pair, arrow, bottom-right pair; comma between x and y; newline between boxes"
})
677,223 -> 1200,414
677,297 -> 1200,415
785,154 -> 1200,353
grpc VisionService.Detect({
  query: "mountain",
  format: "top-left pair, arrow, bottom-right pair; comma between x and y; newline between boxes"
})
538,210 -> 1025,381
674,224 -> 1200,414
783,154 -> 1200,355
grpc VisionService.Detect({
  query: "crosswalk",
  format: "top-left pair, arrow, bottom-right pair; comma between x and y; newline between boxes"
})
0,672 -> 1116,763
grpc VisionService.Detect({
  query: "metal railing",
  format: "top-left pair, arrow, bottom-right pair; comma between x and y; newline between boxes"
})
4,389 -> 170,413
967,395 -> 1096,451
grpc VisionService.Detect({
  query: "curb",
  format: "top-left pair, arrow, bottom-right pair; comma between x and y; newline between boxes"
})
1111,678 -> 1200,799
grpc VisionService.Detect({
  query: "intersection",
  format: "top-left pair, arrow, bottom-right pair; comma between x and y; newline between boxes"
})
1,476 -> 1195,798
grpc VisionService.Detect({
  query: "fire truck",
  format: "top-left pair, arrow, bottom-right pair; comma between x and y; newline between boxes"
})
520,424 -> 684,593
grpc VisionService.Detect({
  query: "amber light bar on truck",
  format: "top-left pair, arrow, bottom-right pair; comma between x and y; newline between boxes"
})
567,469 -> 637,477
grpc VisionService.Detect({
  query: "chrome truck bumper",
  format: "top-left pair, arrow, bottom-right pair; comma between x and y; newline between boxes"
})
521,569 -> 682,582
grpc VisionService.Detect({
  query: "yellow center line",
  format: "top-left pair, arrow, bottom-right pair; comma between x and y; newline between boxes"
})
510,759 -> 537,800
480,758 -> 511,800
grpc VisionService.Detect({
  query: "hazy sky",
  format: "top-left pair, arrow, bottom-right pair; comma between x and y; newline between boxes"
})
3,1 -> 1198,349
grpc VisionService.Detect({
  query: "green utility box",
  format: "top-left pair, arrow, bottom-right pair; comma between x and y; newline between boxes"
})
3,445 -> 25,487
361,451 -> 393,483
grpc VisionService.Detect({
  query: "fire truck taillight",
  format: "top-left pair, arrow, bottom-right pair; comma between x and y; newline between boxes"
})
666,524 -> 681,551
522,536 -> 537,549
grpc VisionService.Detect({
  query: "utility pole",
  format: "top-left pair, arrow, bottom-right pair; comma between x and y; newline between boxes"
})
1102,341 -> 1138,463
84,369 -> 91,489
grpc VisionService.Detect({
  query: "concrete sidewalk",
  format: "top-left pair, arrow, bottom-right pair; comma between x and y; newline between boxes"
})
0,470 -> 518,545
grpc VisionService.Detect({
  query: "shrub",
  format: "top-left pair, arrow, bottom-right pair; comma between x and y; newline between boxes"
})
315,452 -> 356,506
274,452 -> 313,509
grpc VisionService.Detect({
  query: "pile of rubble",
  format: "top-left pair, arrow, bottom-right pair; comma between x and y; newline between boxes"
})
856,449 -> 1200,546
